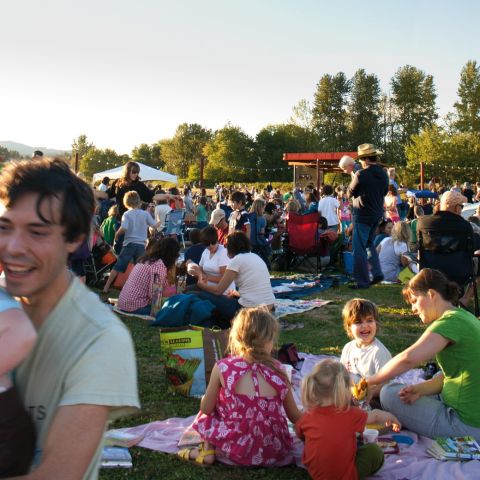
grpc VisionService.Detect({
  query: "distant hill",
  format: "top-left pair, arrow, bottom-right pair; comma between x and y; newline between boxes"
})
0,141 -> 70,157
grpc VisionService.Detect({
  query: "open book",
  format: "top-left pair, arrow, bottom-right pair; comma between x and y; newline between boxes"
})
427,436 -> 480,461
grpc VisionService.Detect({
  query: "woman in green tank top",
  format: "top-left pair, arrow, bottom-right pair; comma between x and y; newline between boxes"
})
366,268 -> 480,441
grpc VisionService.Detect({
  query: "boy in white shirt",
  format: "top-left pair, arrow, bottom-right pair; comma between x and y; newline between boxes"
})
318,184 -> 340,231
340,298 -> 391,401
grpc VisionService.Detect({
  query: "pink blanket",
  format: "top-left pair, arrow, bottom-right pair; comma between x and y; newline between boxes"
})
121,353 -> 480,478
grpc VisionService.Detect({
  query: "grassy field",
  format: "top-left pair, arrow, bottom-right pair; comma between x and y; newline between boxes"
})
99,280 -> 424,480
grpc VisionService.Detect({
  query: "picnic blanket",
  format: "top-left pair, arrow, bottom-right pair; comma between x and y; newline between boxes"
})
271,274 -> 349,299
120,353 -> 480,478
112,298 -> 330,323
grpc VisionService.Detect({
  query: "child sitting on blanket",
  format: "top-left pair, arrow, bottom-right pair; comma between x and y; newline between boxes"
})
0,288 -> 37,476
340,298 -> 392,401
296,359 -> 401,480
178,306 -> 301,466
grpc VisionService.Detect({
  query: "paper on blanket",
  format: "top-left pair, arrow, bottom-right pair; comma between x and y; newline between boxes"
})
273,299 -> 330,320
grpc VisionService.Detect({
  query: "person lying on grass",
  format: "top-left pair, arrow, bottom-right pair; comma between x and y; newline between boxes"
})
178,306 -> 301,466
296,359 -> 401,480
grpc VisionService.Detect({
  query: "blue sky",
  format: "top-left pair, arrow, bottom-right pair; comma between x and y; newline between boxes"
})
1,0 -> 478,154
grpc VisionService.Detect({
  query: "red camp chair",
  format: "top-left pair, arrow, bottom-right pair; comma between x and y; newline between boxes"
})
285,212 -> 332,273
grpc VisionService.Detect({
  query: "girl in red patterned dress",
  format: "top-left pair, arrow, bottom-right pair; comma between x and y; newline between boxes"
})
179,307 -> 302,466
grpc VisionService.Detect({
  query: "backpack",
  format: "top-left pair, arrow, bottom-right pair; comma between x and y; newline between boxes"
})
276,343 -> 302,370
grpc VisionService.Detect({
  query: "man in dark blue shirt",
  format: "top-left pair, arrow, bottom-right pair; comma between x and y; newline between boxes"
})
347,144 -> 389,289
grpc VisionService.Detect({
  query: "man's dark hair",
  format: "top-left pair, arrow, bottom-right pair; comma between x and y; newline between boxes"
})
0,158 -> 94,243
322,185 -> 333,196
226,231 -> 251,256
200,226 -> 218,246
32,150 -> 44,158
188,228 -> 201,245
102,176 -> 110,185
231,191 -> 246,205
140,237 -> 180,267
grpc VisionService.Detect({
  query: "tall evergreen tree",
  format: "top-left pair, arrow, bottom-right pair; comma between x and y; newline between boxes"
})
390,65 -> 438,164
347,69 -> 382,149
454,60 -> 480,133
312,72 -> 350,151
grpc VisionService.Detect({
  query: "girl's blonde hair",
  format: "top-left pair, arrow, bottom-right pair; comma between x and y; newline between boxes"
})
228,307 -> 287,382
391,220 -> 411,244
286,199 -> 300,213
249,198 -> 265,216
108,204 -> 119,217
301,358 -> 351,411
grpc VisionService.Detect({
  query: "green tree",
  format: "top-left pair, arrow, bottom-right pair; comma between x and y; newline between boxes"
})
71,135 -> 94,171
347,69 -> 382,149
405,125 -> 480,184
131,143 -> 164,169
255,124 -> 312,182
453,60 -> 480,133
203,125 -> 255,182
160,123 -> 212,178
80,147 -> 123,179
72,134 -> 94,159
312,72 -> 350,151
390,65 -> 438,165
0,146 -> 20,160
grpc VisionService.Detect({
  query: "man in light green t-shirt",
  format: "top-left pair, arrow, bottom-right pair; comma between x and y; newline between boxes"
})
0,159 -> 140,480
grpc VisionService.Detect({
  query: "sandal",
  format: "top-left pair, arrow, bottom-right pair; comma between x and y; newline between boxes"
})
177,443 -> 215,466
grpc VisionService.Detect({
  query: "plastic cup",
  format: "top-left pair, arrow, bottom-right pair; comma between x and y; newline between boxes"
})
363,428 -> 379,444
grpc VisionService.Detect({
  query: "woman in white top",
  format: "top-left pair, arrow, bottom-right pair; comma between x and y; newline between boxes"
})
190,226 -> 234,292
193,232 -> 275,328
377,221 -> 412,282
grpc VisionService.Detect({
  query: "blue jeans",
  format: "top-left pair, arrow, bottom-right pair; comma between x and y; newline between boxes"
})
381,383 -> 480,442
114,242 -> 145,273
352,220 -> 383,288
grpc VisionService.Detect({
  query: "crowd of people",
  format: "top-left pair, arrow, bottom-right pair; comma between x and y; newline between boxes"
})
0,150 -> 480,479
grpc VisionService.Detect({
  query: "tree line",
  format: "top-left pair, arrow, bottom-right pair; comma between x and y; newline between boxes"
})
3,61 -> 479,185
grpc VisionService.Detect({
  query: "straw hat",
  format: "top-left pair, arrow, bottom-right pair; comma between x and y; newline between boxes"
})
356,143 -> 383,159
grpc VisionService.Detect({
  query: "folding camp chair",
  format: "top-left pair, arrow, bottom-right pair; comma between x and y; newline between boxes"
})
418,222 -> 479,316
162,209 -> 186,248
85,239 -> 117,287
284,212 -> 331,273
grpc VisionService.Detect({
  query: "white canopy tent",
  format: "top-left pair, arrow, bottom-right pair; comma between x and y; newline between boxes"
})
92,162 -> 178,184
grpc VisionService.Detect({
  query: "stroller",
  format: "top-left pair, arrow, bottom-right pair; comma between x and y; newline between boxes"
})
85,232 -> 117,287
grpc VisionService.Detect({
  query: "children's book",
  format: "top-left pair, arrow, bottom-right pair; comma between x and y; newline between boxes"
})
426,436 -> 480,461
101,447 -> 133,468
104,429 -> 144,448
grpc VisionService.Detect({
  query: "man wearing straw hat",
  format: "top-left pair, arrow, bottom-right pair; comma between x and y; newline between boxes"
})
347,144 -> 389,289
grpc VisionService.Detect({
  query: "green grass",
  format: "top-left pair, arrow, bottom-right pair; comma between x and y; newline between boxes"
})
100,281 -> 424,480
